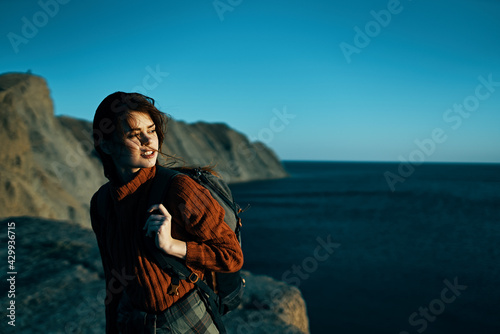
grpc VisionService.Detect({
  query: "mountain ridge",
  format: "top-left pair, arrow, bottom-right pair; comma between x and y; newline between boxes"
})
0,72 -> 288,227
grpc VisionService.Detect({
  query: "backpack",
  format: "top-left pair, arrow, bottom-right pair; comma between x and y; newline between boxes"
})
147,166 -> 245,315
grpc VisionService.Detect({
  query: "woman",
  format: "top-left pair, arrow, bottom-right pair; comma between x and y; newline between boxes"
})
90,92 -> 244,333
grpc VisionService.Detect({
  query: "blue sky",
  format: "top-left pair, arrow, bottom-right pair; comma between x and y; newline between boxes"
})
2,0 -> 500,162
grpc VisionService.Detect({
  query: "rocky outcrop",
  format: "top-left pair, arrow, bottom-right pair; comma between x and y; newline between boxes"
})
0,73 -> 106,227
0,73 -> 307,333
225,272 -> 309,334
0,217 -> 309,333
0,73 -> 288,227
163,120 -> 287,184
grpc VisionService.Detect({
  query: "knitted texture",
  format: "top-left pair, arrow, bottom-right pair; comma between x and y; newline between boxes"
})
90,166 -> 243,333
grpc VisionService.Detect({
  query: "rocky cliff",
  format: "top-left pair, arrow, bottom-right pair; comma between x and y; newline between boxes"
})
0,73 -> 105,227
0,73 -> 308,333
1,216 -> 309,334
0,73 -> 288,227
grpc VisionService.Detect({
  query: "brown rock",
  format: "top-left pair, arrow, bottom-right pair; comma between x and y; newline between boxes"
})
0,73 -> 288,227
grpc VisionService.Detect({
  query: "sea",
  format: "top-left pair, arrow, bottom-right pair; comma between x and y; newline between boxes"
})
229,161 -> 500,334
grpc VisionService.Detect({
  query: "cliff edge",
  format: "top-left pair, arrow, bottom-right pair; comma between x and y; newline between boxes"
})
0,217 -> 309,334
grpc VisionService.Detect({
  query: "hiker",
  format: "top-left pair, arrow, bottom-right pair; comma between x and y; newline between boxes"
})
89,92 -> 244,333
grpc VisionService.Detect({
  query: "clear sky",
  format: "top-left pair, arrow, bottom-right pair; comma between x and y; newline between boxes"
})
2,0 -> 500,162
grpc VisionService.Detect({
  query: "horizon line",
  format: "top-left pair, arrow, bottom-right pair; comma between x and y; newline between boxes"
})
281,159 -> 500,165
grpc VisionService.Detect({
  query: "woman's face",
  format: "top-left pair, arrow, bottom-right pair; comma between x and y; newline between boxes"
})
109,111 -> 159,179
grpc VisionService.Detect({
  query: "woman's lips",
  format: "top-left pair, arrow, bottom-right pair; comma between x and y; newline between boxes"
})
141,150 -> 156,159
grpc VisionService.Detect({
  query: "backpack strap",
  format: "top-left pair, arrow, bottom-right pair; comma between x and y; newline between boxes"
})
145,243 -> 226,333
147,166 -> 180,209
144,166 -> 227,333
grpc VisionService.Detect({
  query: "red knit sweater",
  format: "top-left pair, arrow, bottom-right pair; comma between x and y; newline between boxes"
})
90,166 -> 243,333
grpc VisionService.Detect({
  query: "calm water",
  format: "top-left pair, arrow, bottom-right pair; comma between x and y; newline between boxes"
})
230,161 -> 500,334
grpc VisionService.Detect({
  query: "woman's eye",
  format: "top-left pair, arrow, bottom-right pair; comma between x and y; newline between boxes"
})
148,129 -> 156,134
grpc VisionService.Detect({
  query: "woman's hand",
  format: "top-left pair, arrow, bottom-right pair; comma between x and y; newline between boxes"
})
144,204 -> 187,259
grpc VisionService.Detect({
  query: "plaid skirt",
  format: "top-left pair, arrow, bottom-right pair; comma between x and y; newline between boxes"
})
117,289 -> 219,334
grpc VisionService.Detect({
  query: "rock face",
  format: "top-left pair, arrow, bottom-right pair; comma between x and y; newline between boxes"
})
0,73 -> 106,227
225,272 -> 310,334
163,120 -> 287,184
0,73 -> 307,333
0,73 -> 288,227
0,217 -> 309,334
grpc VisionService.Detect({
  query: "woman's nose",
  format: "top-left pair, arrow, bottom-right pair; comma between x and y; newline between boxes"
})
140,133 -> 151,145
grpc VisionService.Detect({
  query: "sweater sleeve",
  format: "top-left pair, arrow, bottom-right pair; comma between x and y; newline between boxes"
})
165,174 -> 244,274
90,190 -> 121,334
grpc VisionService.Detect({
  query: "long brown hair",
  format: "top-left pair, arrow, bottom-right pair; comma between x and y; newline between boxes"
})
93,91 -> 219,183
93,92 -> 168,183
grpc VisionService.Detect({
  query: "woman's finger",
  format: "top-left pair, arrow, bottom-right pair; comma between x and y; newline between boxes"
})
144,208 -> 171,237
148,204 -> 171,217
144,220 -> 163,231
144,222 -> 163,236
147,214 -> 165,222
